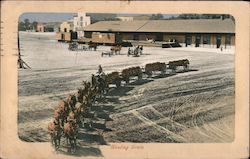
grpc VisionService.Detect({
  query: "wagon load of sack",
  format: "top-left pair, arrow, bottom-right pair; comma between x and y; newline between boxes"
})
121,66 -> 142,83
145,62 -> 167,77
105,71 -> 122,87
168,59 -> 190,71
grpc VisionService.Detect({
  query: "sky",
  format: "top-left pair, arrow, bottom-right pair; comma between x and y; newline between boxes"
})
19,13 -> 178,23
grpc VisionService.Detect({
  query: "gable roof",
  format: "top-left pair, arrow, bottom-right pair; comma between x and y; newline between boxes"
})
82,19 -> 235,34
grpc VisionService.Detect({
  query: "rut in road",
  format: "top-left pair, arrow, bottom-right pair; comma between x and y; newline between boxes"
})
132,111 -> 188,143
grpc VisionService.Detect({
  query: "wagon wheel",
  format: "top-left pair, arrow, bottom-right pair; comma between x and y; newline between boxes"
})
115,80 -> 121,88
124,77 -> 129,84
171,66 -> 176,73
146,71 -> 152,78
184,64 -> 189,71
161,68 -> 166,75
138,72 -> 142,80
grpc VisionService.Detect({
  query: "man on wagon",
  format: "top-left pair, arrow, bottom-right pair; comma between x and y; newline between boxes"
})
97,65 -> 103,75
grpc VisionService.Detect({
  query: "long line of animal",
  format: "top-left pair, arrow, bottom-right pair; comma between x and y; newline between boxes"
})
48,58 -> 190,154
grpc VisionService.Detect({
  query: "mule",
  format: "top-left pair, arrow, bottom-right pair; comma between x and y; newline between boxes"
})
64,122 -> 77,154
48,121 -> 63,150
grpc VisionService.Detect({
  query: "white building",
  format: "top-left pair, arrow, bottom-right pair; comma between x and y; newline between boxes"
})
73,13 -> 91,38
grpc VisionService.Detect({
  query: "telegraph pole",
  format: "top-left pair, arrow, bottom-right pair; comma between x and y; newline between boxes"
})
17,31 -> 31,69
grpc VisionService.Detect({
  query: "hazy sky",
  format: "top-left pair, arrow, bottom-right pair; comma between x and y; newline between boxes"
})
19,13 -> 178,22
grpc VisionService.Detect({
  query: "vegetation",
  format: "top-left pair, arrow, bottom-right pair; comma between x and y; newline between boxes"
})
168,14 -> 235,21
18,19 -> 38,31
150,14 -> 164,20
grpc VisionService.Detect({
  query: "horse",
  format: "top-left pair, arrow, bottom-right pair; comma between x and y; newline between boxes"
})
111,45 -> 122,55
64,124 -> 77,153
48,121 -> 63,150
66,94 -> 77,111
95,75 -> 107,96
56,100 -> 69,127
88,43 -> 97,51
127,46 -> 141,57
74,102 -> 87,127
64,119 -> 78,154
146,38 -> 155,43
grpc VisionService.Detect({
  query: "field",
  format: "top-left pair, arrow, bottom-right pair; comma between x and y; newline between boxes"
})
18,32 -> 235,144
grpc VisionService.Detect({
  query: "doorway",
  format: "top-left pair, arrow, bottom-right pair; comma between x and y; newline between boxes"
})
61,33 -> 65,40
185,35 -> 192,47
195,35 -> 201,47
216,35 -> 221,48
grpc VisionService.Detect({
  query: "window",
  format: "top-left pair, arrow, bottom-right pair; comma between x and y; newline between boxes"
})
80,16 -> 83,21
64,28 -> 67,32
203,35 -> 211,44
80,22 -> 83,27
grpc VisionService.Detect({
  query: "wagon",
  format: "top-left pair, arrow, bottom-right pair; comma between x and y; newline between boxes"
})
105,71 -> 122,87
68,42 -> 88,51
68,42 -> 78,51
110,45 -> 122,54
88,42 -> 98,51
121,66 -> 142,84
168,59 -> 190,71
145,62 -> 166,77
101,51 -> 113,57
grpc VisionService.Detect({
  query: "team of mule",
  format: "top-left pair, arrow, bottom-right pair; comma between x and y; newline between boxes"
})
48,59 -> 190,153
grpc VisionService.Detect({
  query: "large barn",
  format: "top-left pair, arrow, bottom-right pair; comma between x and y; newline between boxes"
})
82,19 -> 235,48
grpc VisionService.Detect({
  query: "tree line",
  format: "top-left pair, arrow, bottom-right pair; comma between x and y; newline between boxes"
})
151,14 -> 234,21
18,19 -> 38,31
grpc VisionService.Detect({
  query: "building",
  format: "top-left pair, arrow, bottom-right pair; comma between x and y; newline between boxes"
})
36,23 -> 45,32
73,13 -> 91,38
116,15 -> 151,21
44,22 -> 61,32
36,22 -> 61,32
56,20 -> 77,42
82,19 -> 235,48
60,20 -> 74,33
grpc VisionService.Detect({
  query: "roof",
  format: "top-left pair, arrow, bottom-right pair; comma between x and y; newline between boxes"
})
82,19 -> 235,34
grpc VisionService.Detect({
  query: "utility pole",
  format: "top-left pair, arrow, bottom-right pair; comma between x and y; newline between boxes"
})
17,31 -> 31,69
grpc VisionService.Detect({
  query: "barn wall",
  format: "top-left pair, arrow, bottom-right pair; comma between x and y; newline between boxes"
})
231,36 -> 235,45
82,31 -> 235,47
210,35 -> 216,46
163,34 -> 185,43
221,35 -> 226,45
139,34 -> 147,41
84,32 -> 92,38
121,33 -> 134,40
192,35 -> 196,44
91,32 -> 116,44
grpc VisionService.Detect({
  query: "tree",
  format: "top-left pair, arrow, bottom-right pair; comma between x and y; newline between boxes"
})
150,13 -> 164,20
18,21 -> 26,31
24,18 -> 30,30
32,21 -> 38,31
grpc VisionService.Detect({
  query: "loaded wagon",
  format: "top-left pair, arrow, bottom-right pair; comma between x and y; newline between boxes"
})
145,62 -> 167,77
121,66 -> 142,84
167,59 -> 189,71
105,71 -> 122,87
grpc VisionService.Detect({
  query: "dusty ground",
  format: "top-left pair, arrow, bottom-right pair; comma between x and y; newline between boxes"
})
18,32 -> 235,145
